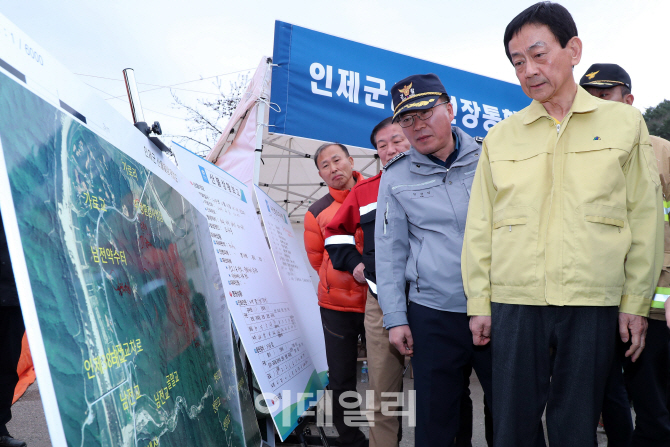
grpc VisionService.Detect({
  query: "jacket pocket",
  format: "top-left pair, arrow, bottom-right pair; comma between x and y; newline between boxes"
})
323,258 -> 332,293
568,204 -> 630,287
461,168 -> 477,198
563,141 -> 632,201
584,215 -> 624,228
491,207 -> 538,286
489,145 -> 552,198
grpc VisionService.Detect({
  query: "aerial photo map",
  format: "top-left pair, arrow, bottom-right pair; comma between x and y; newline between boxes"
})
0,70 -> 261,447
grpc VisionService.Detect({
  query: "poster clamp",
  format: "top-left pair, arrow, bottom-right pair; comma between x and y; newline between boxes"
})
123,68 -> 172,154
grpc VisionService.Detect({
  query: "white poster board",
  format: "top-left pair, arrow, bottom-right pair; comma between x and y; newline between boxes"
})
254,185 -> 328,379
172,143 -> 325,441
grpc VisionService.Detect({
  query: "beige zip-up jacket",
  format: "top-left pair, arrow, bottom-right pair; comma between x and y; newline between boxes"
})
462,86 -> 663,317
650,135 -> 670,321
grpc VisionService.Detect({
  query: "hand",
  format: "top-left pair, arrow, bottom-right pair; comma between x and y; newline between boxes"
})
666,300 -> 670,329
389,325 -> 414,357
619,312 -> 648,362
470,316 -> 492,346
352,262 -> 366,284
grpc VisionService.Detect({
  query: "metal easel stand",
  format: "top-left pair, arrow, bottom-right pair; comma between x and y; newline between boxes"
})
280,410 -> 333,447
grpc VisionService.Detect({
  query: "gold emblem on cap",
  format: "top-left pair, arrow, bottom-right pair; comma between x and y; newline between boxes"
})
398,83 -> 413,96
585,70 -> 600,80
400,98 -> 435,112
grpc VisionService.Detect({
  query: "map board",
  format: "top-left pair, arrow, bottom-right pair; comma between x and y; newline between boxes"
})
0,12 -> 261,447
172,143 -> 326,441
254,186 -> 328,379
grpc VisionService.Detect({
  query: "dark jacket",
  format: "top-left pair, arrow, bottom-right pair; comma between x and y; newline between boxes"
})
325,172 -> 381,297
0,213 -> 19,306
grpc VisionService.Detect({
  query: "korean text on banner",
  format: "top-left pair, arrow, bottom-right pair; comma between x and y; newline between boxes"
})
270,21 -> 530,148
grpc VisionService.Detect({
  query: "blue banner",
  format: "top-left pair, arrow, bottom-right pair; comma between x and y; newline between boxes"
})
270,21 -> 531,149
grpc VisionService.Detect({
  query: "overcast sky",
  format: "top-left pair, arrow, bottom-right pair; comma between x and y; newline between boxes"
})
1,0 -> 668,152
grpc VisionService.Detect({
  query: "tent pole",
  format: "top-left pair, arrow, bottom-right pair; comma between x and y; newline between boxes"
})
286,139 -> 292,211
253,100 -> 265,186
253,58 -> 273,186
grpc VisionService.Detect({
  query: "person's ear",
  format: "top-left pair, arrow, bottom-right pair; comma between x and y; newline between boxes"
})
445,102 -> 455,123
624,93 -> 634,106
567,36 -> 582,67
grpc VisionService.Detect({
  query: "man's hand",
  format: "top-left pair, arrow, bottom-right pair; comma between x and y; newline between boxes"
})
352,262 -> 366,283
470,316 -> 492,346
389,325 -> 414,357
619,312 -> 648,362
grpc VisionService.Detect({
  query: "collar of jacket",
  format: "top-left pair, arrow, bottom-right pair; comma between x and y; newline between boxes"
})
522,85 -> 599,125
409,126 -> 480,175
328,170 -> 363,203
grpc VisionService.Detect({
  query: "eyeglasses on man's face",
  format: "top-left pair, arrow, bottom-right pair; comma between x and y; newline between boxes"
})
397,100 -> 450,128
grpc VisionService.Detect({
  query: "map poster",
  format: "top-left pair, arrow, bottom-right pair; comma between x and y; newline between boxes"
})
171,143 -> 325,441
253,186 -> 328,383
0,12 -> 260,447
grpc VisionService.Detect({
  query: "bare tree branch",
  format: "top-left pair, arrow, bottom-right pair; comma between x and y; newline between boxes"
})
171,91 -> 223,135
170,73 -> 250,152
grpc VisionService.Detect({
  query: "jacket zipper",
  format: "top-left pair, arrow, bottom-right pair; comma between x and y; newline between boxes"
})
325,258 -> 331,293
544,117 -> 563,301
415,237 -> 425,292
383,202 -> 389,235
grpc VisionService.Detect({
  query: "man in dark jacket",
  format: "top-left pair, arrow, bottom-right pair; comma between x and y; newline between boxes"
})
0,211 -> 26,447
325,117 -> 410,447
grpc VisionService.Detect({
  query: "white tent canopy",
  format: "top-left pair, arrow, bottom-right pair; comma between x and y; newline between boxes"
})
256,134 -> 378,223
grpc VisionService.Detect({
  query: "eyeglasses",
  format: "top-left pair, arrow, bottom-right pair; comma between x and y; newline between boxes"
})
397,100 -> 450,128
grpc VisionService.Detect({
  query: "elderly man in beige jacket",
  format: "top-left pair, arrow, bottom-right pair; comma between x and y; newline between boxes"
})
461,3 -> 663,447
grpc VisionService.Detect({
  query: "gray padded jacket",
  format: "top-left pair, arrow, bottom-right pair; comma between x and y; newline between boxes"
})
375,126 -> 482,329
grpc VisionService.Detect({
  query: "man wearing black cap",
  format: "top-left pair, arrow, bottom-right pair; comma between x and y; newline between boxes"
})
581,63 -> 670,447
374,73 -> 493,445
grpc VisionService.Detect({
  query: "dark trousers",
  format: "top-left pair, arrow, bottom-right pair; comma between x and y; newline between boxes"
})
628,319 -> 670,446
0,306 -> 24,436
492,303 -> 618,447
456,365 -> 494,447
605,318 -> 670,447
320,307 -> 366,447
408,302 -> 493,447
601,337 -> 634,447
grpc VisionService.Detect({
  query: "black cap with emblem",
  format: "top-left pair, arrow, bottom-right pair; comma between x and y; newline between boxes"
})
579,63 -> 631,91
391,73 -> 449,122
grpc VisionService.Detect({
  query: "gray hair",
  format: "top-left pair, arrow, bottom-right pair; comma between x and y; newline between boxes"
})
313,143 -> 350,168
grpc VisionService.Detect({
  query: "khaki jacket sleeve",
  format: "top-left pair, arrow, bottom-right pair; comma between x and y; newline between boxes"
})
462,141 -> 496,316
620,115 -> 664,316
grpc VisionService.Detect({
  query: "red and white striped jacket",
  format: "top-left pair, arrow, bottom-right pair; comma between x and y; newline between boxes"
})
325,172 -> 381,298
